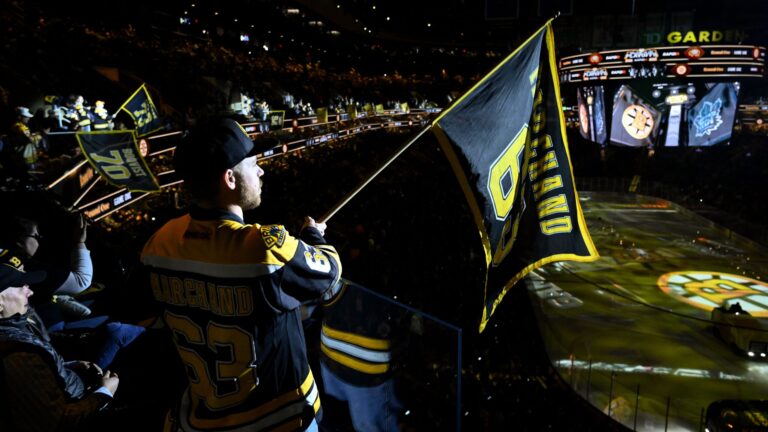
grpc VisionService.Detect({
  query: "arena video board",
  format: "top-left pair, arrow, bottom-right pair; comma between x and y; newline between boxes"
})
559,45 -> 765,83
610,85 -> 661,147
576,86 -> 607,145
687,83 -> 739,146
558,44 -> 760,148
573,81 -> 740,148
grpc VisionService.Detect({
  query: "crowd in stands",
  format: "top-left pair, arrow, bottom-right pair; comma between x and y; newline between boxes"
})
0,0 -> 469,129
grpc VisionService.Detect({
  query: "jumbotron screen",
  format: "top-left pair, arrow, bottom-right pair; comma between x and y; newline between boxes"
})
574,81 -> 739,147
560,44 -> 764,147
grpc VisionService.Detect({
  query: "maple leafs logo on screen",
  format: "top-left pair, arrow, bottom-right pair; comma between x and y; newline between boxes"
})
693,99 -> 724,137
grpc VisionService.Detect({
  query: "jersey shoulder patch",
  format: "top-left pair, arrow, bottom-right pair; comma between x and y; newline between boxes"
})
260,224 -> 287,249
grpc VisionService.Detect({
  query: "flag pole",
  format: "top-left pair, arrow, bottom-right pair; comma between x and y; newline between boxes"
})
321,10 -> 563,224
319,124 -> 432,223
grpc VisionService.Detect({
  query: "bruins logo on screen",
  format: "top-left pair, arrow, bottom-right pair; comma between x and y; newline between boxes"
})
658,271 -> 768,317
622,105 -> 654,140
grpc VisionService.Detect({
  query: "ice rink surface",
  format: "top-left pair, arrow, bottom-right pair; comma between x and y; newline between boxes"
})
528,191 -> 768,431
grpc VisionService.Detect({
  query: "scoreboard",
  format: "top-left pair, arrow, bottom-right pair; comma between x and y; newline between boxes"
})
559,43 -> 765,148
559,45 -> 765,83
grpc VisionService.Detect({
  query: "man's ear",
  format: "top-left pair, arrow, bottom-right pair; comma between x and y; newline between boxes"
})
222,168 -> 237,191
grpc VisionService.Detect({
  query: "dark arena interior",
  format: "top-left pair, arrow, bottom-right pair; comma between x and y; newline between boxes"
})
1,0 -> 767,431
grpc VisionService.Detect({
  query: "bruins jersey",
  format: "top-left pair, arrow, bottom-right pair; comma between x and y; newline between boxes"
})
321,282 -> 394,387
141,208 -> 342,431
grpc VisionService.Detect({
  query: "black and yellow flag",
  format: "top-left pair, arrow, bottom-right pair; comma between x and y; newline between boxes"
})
268,110 -> 286,130
432,21 -> 599,332
347,104 -> 358,120
316,107 -> 329,124
76,130 -> 160,192
119,84 -> 163,137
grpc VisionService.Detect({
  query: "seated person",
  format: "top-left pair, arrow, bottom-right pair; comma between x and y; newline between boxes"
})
0,253 -> 119,432
2,213 -> 144,369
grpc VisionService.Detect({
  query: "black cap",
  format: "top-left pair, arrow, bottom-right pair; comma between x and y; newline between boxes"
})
174,118 -> 273,182
0,253 -> 45,293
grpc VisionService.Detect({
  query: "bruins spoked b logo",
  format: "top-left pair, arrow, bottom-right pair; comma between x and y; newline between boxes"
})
622,104 -> 655,140
658,271 -> 768,317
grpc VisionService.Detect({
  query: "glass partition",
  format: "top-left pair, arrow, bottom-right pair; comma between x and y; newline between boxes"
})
305,279 -> 463,431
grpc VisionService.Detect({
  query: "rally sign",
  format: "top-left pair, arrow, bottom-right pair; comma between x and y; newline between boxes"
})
119,84 -> 163,137
76,130 -> 160,192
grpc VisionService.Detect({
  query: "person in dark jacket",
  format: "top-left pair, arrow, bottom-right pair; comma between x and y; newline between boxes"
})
0,251 -> 119,432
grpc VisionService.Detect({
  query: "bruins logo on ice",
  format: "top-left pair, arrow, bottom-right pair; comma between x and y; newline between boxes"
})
622,104 -> 654,140
657,271 -> 768,317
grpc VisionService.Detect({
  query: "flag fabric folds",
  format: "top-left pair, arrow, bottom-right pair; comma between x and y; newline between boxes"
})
432,21 -> 599,332
119,84 -> 163,137
76,130 -> 160,192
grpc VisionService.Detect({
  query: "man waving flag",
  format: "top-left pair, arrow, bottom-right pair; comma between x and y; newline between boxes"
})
432,20 -> 599,332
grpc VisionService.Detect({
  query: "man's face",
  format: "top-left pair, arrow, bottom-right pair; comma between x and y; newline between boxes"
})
234,155 -> 265,210
19,224 -> 41,258
0,285 -> 34,317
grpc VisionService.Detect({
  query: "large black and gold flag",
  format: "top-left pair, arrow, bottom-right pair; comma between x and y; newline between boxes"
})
119,84 -> 163,137
432,21 -> 599,332
76,130 -> 160,192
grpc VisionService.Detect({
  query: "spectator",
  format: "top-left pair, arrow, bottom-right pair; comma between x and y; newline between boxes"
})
2,213 -> 145,369
91,100 -> 113,131
0,252 -> 120,432
63,95 -> 92,132
9,106 -> 42,170
141,118 -> 342,431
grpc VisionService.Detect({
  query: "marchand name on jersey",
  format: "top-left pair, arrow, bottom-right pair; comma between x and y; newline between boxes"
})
150,272 -> 254,317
